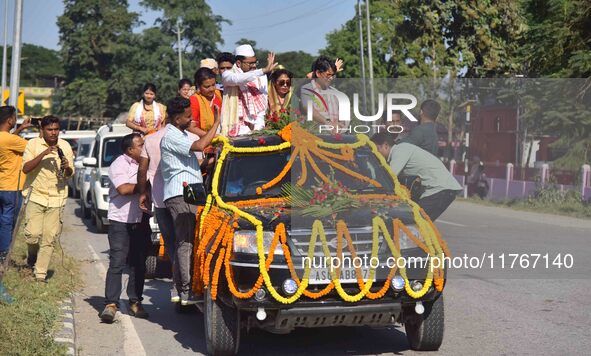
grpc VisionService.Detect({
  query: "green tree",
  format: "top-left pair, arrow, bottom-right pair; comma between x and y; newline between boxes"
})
275,51 -> 316,78
56,0 -> 138,117
323,1 -> 523,79
518,0 -> 591,169
140,0 -> 227,61
520,0 -> 591,77
110,27 -> 188,109
235,38 -> 257,48
234,39 -> 315,78
0,44 -> 64,87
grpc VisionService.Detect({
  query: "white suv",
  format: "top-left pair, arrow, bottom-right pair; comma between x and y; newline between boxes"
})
74,137 -> 95,218
82,124 -> 132,233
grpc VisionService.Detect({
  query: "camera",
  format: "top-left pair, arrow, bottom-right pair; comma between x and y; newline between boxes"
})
30,117 -> 42,128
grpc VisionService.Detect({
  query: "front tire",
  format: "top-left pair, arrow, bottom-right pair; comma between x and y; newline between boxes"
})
145,255 -> 157,279
95,210 -> 107,233
204,287 -> 240,355
81,201 -> 90,219
404,294 -> 444,351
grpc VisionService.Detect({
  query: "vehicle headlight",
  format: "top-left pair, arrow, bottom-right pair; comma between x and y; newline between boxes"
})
233,230 -> 283,255
379,224 -> 420,252
100,175 -> 110,188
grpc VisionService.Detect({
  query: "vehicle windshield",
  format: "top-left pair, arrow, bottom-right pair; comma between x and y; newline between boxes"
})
63,138 -> 78,153
101,137 -> 123,167
221,150 -> 291,200
219,146 -> 394,200
78,143 -> 91,158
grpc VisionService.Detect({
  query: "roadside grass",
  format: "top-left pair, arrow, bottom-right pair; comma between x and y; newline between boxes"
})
0,229 -> 80,356
459,188 -> 591,219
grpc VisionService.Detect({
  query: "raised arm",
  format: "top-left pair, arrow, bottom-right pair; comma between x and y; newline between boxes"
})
23,144 -> 55,174
14,118 -> 32,136
191,107 -> 221,152
221,52 -> 278,87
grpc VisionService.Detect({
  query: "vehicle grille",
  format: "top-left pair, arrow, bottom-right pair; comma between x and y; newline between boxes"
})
289,227 -> 381,257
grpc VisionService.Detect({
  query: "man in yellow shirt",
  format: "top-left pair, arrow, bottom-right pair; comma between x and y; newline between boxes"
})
22,116 -> 74,282
0,106 -> 31,262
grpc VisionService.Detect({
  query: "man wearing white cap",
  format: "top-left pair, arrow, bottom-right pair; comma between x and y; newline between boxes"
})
220,44 -> 278,136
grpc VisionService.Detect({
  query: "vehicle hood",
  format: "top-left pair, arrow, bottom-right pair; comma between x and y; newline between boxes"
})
235,200 -> 417,231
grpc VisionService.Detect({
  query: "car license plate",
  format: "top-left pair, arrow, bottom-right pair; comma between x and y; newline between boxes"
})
308,267 -> 375,285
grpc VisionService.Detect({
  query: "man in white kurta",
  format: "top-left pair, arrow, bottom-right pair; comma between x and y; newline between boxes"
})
220,44 -> 278,136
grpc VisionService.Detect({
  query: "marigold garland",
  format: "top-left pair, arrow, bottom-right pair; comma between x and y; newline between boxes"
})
228,197 -> 287,208
193,123 -> 448,304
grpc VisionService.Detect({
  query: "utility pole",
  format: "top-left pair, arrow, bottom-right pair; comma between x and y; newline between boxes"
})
8,0 -> 22,110
357,0 -> 367,113
174,18 -> 185,79
365,0 -> 375,113
1,0 -> 10,104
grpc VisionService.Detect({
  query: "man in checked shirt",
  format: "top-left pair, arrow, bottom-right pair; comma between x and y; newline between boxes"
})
160,96 -> 219,305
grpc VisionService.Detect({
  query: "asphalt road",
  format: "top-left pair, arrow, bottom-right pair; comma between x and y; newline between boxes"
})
59,198 -> 591,355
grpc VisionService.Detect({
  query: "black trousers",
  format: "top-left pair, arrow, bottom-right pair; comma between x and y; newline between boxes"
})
418,189 -> 458,221
104,216 -> 151,306
164,196 -> 197,295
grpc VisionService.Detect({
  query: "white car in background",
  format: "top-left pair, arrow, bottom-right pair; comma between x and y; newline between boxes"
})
82,124 -> 132,233
74,137 -> 95,218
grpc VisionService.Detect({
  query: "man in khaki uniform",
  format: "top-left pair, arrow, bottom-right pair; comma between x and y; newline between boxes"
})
22,116 -> 74,282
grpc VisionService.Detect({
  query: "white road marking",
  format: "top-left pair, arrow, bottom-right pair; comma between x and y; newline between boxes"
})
437,219 -> 466,227
87,243 -> 147,356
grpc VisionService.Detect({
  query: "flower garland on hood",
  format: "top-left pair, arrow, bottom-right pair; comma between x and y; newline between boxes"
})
193,123 -> 449,304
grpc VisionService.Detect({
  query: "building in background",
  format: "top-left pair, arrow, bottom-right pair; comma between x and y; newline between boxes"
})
22,87 -> 54,116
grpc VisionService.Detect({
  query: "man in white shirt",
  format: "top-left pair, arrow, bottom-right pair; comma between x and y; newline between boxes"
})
220,44 -> 278,136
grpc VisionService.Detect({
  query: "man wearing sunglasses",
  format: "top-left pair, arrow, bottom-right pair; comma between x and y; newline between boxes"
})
220,44 -> 278,137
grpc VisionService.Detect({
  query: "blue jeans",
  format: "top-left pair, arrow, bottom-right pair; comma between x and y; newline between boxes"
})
0,191 -> 22,252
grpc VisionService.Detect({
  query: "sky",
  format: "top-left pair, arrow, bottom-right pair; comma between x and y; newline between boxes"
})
1,0 -> 358,56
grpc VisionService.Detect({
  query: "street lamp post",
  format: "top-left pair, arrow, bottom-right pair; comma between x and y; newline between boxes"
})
8,0 -> 23,110
174,18 -> 185,80
1,0 -> 9,103
365,0 -> 375,113
357,0 -> 367,113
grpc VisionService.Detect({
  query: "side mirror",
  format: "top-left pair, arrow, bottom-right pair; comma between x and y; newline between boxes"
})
82,157 -> 97,167
183,183 -> 208,205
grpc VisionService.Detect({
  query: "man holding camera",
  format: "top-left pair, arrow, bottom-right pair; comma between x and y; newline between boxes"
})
0,106 -> 32,263
21,115 -> 73,283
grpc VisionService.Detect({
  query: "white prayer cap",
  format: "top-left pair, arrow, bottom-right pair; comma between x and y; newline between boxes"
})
200,58 -> 218,69
234,44 -> 255,57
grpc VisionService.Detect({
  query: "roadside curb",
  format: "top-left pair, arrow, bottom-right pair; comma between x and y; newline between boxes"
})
55,296 -> 77,356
